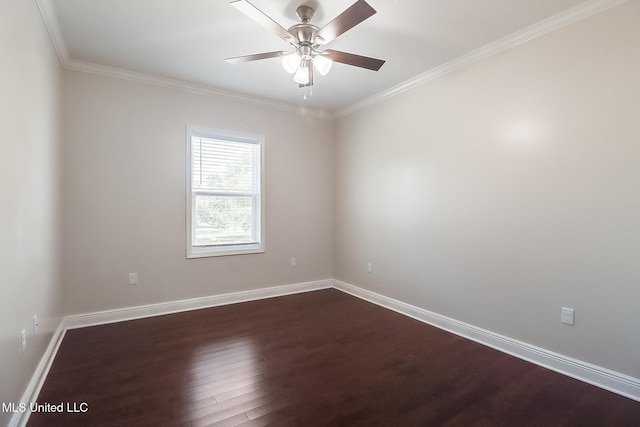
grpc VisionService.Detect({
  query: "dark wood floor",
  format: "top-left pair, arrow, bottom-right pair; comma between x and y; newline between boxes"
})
28,289 -> 640,426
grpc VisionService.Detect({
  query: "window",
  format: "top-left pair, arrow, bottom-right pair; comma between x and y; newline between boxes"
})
186,127 -> 264,258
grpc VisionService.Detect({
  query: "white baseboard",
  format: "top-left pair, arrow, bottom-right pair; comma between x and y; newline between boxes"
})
64,279 -> 333,330
333,279 -> 640,402
13,277 -> 639,427
11,279 -> 332,427
9,321 -> 67,427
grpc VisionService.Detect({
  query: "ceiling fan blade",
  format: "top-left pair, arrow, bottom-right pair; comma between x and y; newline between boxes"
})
315,0 -> 376,44
323,49 -> 385,71
225,51 -> 289,64
230,0 -> 296,45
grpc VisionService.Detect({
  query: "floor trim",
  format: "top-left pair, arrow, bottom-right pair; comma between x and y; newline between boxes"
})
333,279 -> 640,403
64,279 -> 333,330
11,279 -> 332,427
13,277 -> 639,427
9,322 -> 67,427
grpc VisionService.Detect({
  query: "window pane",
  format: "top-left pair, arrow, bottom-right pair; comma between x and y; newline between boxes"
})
187,129 -> 263,257
193,194 -> 256,246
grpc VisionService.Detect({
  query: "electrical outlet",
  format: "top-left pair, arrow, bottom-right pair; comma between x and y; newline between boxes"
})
290,257 -> 297,267
20,329 -> 26,353
129,273 -> 138,285
33,314 -> 39,335
367,263 -> 372,273
561,307 -> 575,325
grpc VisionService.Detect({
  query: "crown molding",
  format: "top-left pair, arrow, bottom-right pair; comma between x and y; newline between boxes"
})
36,0 -> 628,121
334,0 -> 630,119
63,59 -> 334,120
35,0 -> 68,62
33,0 -> 332,121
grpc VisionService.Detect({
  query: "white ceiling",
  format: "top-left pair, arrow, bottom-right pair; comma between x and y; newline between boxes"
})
40,0 -> 611,116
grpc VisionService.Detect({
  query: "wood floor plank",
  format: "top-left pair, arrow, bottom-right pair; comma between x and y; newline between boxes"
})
27,289 -> 640,426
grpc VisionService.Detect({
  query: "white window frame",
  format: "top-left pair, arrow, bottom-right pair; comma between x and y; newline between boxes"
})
186,126 -> 265,258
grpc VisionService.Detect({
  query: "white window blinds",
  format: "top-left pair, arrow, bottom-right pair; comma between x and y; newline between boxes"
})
192,138 -> 259,194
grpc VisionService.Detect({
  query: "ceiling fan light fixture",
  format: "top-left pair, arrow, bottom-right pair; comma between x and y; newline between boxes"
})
293,61 -> 310,85
313,54 -> 333,76
281,52 -> 301,74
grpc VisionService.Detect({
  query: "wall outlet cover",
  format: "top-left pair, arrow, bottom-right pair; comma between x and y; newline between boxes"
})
561,307 -> 575,325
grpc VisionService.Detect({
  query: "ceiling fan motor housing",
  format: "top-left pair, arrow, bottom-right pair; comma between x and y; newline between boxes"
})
289,6 -> 323,46
289,23 -> 320,45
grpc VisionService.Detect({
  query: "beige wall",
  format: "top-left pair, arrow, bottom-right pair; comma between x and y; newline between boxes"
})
334,1 -> 640,377
60,71 -> 334,314
0,0 -> 64,423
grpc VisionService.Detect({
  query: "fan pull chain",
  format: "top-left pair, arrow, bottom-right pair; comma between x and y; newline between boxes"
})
303,86 -> 312,100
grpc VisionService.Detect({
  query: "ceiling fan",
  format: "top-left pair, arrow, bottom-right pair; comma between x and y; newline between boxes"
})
225,0 -> 385,88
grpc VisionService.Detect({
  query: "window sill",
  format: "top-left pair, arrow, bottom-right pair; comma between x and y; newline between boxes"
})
187,245 -> 264,259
